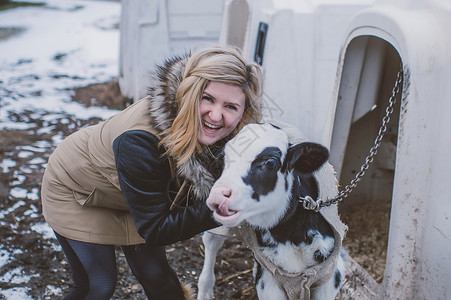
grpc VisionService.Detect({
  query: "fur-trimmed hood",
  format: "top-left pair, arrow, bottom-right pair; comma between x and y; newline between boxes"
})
147,54 -> 223,202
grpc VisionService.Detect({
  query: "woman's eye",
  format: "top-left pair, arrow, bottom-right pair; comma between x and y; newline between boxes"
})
226,104 -> 238,111
202,95 -> 213,102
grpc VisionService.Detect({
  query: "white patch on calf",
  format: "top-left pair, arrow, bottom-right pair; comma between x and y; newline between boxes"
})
259,230 -> 335,274
243,173 -> 292,228
223,123 -> 288,165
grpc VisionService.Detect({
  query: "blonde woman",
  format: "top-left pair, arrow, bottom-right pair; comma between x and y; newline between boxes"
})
41,46 -> 262,299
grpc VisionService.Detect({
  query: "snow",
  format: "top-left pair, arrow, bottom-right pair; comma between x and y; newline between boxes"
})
0,158 -> 16,172
0,199 -> 26,218
0,248 -> 23,270
0,0 -> 121,129
11,173 -> 26,185
0,287 -> 33,300
17,151 -> 34,158
0,266 -> 35,284
31,222 -> 57,240
0,0 -> 122,298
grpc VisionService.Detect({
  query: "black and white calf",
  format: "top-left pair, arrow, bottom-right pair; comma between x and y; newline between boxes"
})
197,123 -> 346,300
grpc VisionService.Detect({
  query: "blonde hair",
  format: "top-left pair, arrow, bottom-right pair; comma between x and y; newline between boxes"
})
160,45 -> 263,166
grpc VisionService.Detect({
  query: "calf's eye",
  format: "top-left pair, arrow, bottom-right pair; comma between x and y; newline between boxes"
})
264,158 -> 278,170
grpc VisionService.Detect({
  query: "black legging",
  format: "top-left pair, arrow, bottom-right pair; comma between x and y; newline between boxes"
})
54,232 -> 184,300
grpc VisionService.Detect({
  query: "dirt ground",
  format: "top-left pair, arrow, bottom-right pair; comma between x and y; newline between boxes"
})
0,80 -> 390,299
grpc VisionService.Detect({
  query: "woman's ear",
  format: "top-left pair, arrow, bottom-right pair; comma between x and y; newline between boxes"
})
284,142 -> 329,173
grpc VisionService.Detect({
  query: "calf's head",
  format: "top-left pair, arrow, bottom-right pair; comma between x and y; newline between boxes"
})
207,123 -> 329,228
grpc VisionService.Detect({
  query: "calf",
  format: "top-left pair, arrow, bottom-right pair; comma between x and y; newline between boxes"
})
197,123 -> 346,300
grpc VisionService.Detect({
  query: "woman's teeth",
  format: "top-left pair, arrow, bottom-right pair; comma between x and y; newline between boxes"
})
204,122 -> 221,130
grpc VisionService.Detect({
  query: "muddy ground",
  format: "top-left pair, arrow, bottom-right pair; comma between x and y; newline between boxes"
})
0,80 -> 390,299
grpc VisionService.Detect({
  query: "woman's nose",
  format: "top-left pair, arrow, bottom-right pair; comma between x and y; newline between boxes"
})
209,108 -> 222,122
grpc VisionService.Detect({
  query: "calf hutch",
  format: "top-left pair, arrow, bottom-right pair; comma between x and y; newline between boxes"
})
119,0 -> 451,299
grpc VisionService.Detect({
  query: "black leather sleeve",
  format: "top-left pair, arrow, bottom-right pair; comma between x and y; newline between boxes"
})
113,130 -> 218,245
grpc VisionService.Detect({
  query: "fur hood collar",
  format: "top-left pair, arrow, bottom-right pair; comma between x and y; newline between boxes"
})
147,54 -> 222,201
148,54 -> 189,134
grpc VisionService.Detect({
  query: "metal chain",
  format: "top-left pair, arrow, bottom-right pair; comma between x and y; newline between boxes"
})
301,67 -> 403,211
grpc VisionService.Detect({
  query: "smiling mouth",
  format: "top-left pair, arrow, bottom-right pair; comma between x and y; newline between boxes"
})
203,121 -> 222,131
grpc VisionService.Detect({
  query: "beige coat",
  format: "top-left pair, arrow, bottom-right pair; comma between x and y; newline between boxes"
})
41,98 -> 159,245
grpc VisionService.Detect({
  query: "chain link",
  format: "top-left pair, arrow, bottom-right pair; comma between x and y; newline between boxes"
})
300,66 -> 403,211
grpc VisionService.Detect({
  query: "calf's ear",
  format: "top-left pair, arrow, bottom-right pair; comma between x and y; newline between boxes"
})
284,142 -> 329,173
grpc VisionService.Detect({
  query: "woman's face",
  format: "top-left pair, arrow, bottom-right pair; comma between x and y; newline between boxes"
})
198,81 -> 246,145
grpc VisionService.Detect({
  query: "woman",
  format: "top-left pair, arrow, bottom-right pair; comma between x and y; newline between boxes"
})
41,45 -> 262,299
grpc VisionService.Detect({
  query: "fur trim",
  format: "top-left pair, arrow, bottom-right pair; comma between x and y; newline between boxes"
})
181,282 -> 196,300
146,54 -> 218,201
148,54 -> 189,134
